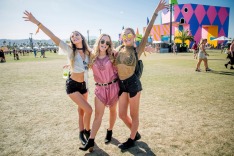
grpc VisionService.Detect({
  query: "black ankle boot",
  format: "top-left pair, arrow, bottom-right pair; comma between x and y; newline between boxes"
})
134,132 -> 141,141
79,139 -> 94,152
118,138 -> 135,150
105,129 -> 112,144
79,130 -> 87,145
84,129 -> 91,140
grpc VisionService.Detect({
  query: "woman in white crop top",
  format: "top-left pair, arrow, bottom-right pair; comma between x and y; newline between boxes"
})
23,11 -> 92,145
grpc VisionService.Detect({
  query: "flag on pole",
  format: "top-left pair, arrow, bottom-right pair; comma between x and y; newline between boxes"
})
136,28 -> 139,35
147,17 -> 149,25
122,26 -> 124,30
169,0 -> 178,5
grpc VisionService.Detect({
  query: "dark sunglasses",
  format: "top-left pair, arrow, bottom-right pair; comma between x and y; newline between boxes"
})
83,61 -> 88,70
100,40 -> 111,46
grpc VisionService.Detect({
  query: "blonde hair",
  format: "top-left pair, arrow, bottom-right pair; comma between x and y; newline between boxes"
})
69,31 -> 91,70
90,34 -> 114,66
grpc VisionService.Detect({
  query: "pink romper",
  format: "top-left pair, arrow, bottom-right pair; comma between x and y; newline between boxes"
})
92,56 -> 119,107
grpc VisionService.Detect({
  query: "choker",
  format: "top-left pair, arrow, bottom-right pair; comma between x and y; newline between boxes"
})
76,48 -> 84,50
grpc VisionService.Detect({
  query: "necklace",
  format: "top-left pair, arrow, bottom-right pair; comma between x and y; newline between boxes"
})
76,47 -> 83,50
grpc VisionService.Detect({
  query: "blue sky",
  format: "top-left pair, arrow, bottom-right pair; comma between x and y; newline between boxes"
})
0,0 -> 233,41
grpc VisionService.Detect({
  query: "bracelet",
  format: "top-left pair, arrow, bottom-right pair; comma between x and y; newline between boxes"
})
154,13 -> 158,16
35,23 -> 42,34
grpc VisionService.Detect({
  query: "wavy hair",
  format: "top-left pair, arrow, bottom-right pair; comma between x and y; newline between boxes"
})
69,31 -> 91,70
90,34 -> 114,66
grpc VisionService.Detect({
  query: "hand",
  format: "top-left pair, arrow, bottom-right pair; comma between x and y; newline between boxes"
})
144,45 -> 154,54
63,64 -> 70,69
155,0 -> 168,13
23,10 -> 39,25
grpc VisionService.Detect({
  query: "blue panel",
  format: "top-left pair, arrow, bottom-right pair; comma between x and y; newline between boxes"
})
189,14 -> 199,36
201,15 -> 210,25
223,17 -> 229,36
215,6 -> 221,13
213,16 -> 221,29
176,12 -> 184,22
178,25 -> 183,31
178,4 -> 184,10
203,5 -> 209,12
191,4 -> 197,11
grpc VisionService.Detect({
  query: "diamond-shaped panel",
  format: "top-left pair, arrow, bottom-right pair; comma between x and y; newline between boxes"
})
219,27 -> 225,37
174,5 -> 181,21
207,6 -> 217,25
194,26 -> 202,43
201,15 -> 210,25
218,7 -> 229,25
194,4 -> 206,24
181,4 -> 194,23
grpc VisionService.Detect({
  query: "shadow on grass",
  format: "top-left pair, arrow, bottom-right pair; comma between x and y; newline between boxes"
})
84,143 -> 109,156
121,141 -> 156,156
207,70 -> 234,76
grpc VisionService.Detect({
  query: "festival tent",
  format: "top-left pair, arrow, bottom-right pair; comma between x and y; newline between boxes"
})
212,36 -> 232,41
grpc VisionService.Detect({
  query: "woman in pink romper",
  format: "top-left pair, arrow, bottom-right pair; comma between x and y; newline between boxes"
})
79,34 -> 119,152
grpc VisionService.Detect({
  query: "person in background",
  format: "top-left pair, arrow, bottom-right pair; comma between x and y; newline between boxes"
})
225,39 -> 234,69
192,41 -> 198,59
195,38 -> 212,72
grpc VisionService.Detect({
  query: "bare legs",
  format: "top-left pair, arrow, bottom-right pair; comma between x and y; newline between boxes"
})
89,97 -> 117,139
69,92 -> 92,131
196,58 -> 210,71
118,92 -> 141,140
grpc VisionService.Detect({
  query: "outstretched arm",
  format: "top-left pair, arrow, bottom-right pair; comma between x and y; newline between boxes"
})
138,0 -> 168,58
23,10 -> 61,46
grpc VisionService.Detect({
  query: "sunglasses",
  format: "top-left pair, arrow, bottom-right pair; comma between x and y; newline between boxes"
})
83,61 -> 88,70
122,33 -> 133,40
100,40 -> 111,46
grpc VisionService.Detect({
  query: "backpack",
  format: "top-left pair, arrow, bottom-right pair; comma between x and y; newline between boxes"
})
133,48 -> 143,79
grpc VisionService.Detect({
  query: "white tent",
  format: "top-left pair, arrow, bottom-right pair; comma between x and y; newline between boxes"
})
212,36 -> 232,41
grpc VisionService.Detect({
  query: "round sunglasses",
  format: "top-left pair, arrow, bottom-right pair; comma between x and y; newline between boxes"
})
100,39 -> 111,46
122,33 -> 133,40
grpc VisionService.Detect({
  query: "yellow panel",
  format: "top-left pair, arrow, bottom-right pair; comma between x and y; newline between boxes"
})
207,26 -> 218,47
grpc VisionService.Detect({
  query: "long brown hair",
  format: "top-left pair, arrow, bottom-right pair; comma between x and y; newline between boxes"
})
69,31 -> 91,70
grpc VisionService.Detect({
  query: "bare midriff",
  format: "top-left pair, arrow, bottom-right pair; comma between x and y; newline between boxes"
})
70,72 -> 85,82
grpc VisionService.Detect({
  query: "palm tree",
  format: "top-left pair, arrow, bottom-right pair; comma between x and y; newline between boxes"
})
174,30 -> 194,48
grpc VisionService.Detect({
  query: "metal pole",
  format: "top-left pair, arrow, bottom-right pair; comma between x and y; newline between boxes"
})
169,4 -> 172,52
29,33 -> 33,49
87,30 -> 89,45
99,29 -> 102,34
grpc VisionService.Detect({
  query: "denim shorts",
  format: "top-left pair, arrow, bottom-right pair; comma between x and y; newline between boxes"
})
118,74 -> 142,98
66,77 -> 87,95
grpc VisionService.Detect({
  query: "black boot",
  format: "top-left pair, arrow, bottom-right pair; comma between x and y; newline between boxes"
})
230,66 -> 234,69
79,139 -> 94,152
105,129 -> 112,144
79,130 -> 87,145
134,132 -> 141,141
224,64 -> 228,68
84,129 -> 91,140
118,138 -> 135,150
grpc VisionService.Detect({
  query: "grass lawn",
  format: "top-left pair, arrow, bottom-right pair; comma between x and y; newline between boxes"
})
0,50 -> 234,156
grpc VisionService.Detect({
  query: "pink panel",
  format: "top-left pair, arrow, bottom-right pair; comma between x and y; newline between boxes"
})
161,11 -> 171,24
219,28 -> 225,37
207,6 -> 217,25
181,4 -> 194,23
202,27 -> 208,39
174,5 -> 180,21
194,5 -> 206,24
160,25 -> 164,35
194,26 -> 202,43
218,8 -> 228,25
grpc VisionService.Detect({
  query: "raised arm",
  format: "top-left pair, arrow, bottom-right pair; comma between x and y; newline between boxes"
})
23,11 -> 60,46
138,0 -> 168,58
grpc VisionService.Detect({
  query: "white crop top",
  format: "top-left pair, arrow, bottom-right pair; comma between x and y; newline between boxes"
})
58,41 -> 89,73
58,41 -> 89,88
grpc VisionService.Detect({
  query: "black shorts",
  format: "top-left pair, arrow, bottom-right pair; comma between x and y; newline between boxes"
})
66,77 -> 87,95
118,74 -> 142,98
